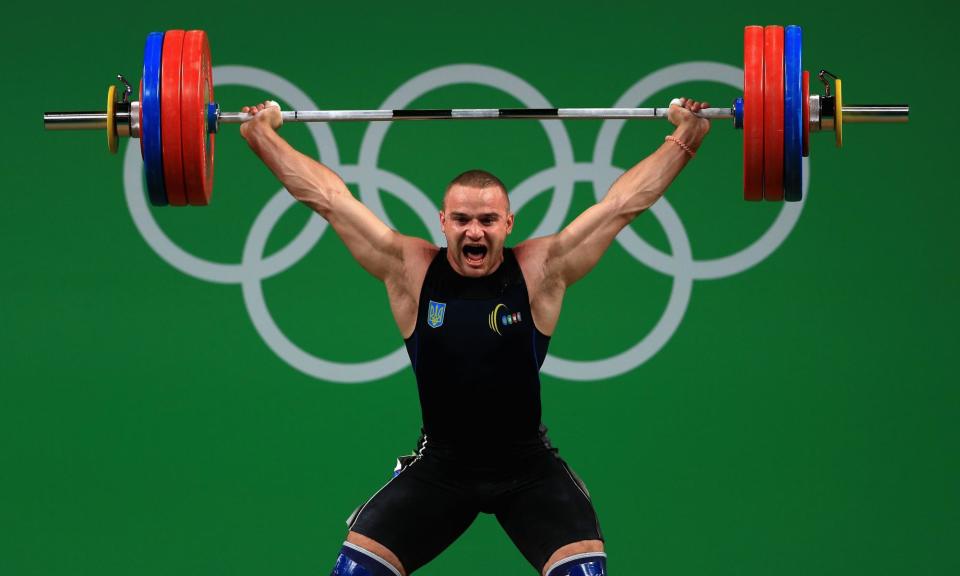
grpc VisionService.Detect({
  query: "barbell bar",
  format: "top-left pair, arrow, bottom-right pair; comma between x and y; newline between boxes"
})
43,26 -> 909,206
43,105 -> 742,129
43,102 -> 908,129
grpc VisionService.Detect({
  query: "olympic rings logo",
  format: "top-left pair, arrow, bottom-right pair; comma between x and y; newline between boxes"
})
122,62 -> 808,383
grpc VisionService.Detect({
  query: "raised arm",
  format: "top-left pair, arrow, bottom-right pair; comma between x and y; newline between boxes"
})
240,102 -> 435,337
516,99 -> 710,333
239,102 -> 434,284
534,98 -> 711,287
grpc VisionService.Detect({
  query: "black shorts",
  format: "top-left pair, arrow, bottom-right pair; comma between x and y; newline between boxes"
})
347,440 -> 603,573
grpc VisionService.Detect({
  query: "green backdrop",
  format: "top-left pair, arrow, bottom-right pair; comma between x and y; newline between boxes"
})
3,1 -> 957,575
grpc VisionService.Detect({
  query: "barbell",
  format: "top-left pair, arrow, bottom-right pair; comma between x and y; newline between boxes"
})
43,26 -> 909,206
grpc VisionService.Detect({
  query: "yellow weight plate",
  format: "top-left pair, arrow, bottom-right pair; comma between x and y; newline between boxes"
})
835,78 -> 843,148
106,85 -> 118,154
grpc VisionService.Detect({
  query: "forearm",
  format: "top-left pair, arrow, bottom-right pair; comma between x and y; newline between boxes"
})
243,120 -> 409,281
243,123 -> 348,216
605,122 -> 706,221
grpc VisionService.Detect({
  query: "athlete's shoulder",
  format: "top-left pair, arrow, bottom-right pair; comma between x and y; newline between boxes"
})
512,237 -> 554,291
386,235 -> 440,295
401,235 -> 441,267
513,236 -> 558,268
512,236 -> 544,260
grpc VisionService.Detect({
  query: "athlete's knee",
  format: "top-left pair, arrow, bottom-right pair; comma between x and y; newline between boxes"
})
544,552 -> 607,576
330,541 -> 404,576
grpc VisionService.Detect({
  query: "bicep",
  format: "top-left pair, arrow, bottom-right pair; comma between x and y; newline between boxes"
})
549,198 -> 630,286
325,189 -> 407,281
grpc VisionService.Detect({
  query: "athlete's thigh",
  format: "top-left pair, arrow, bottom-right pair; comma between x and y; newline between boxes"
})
348,454 -> 479,573
493,455 -> 604,571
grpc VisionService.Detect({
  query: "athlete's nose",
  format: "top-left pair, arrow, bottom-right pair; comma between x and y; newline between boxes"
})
466,221 -> 483,240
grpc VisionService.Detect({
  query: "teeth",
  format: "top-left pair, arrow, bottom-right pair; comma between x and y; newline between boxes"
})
463,245 -> 486,258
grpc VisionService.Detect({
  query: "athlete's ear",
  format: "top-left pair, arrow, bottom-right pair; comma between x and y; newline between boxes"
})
439,210 -> 446,233
505,212 -> 514,235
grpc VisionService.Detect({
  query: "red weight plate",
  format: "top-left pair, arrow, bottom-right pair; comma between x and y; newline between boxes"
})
161,30 -> 187,206
802,70 -> 810,157
743,26 -> 764,201
181,30 -> 215,205
763,25 -> 784,201
202,36 -> 216,204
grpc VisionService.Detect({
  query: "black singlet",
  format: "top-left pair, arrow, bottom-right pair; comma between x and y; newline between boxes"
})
348,248 -> 604,573
403,248 -> 551,457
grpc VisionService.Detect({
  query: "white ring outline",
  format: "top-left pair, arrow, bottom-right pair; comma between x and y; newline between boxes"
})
590,62 -> 807,279
121,62 -> 808,383
358,64 -> 577,242
124,66 -> 338,284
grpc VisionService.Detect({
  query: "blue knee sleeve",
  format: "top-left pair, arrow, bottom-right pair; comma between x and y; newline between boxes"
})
330,542 -> 401,576
545,552 -> 607,576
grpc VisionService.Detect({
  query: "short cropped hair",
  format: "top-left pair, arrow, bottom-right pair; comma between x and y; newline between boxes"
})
443,169 -> 510,210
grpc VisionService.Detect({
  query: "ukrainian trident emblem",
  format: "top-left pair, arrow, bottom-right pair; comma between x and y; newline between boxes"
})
427,300 -> 446,328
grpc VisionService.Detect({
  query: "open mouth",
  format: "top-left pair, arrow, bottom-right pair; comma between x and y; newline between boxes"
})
462,244 -> 488,265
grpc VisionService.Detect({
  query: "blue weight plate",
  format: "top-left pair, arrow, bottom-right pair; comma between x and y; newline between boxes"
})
784,25 -> 803,201
142,31 -> 167,206
733,97 -> 744,129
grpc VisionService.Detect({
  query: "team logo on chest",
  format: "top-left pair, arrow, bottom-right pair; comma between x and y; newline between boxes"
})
488,303 -> 522,335
427,300 -> 447,328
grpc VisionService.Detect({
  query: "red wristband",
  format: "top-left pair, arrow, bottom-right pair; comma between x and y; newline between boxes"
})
665,135 -> 695,159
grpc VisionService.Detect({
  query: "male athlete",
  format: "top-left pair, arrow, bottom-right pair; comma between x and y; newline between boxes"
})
239,96 -> 711,576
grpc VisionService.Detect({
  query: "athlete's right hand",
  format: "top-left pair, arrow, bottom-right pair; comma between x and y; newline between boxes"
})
239,100 -> 283,140
666,97 -> 711,152
667,97 -> 710,135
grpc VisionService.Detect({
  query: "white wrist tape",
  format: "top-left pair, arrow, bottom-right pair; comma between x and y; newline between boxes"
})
265,100 -> 282,127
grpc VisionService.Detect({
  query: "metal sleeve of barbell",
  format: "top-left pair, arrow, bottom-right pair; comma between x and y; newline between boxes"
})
840,104 -> 909,123
44,112 -> 110,130
43,110 -> 135,130
216,107 -> 737,124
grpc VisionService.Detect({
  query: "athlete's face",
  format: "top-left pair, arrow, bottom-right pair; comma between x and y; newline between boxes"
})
440,185 -> 514,277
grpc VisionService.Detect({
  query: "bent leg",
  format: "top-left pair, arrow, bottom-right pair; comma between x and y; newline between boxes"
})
495,454 -> 604,572
345,453 -> 479,573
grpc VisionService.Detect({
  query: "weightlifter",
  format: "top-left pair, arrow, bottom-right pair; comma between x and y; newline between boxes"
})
239,97 -> 711,576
